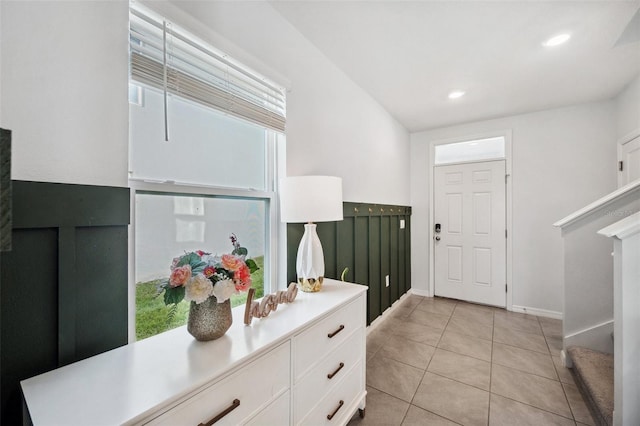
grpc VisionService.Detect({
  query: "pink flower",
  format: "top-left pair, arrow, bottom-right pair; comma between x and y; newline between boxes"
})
233,264 -> 251,292
196,250 -> 207,256
203,266 -> 216,278
169,265 -> 192,287
221,254 -> 242,271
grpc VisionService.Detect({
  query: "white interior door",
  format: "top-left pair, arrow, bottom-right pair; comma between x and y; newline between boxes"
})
619,135 -> 640,187
434,160 -> 506,307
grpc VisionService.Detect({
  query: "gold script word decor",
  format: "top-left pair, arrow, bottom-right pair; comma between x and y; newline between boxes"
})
244,283 -> 298,325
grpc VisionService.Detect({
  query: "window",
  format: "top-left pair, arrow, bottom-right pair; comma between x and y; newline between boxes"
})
434,136 -> 505,165
129,4 -> 285,341
130,88 -> 268,189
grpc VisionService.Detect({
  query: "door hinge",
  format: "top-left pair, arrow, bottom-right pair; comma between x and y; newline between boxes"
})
505,229 -> 508,238
505,284 -> 508,293
619,161 -> 624,172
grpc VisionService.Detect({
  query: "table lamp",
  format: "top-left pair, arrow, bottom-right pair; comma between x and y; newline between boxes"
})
280,176 -> 343,292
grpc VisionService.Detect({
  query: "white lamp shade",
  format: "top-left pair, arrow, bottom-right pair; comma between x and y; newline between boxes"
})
280,176 -> 343,223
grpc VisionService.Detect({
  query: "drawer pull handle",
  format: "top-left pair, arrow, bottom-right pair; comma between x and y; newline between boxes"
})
327,362 -> 345,379
198,399 -> 240,426
327,400 -> 344,420
328,325 -> 345,338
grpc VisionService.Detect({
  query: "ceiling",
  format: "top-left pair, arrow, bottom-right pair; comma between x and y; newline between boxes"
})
270,1 -> 640,132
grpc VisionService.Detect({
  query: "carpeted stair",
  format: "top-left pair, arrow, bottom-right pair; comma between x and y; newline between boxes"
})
567,346 -> 614,426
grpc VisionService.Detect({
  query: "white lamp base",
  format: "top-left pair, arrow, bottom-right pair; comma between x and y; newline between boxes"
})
296,223 -> 325,292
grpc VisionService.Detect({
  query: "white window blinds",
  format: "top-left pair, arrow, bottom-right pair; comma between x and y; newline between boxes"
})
129,5 -> 286,133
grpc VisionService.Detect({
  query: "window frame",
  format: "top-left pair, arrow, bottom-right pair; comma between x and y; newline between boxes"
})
433,136 -> 506,166
127,99 -> 285,344
127,4 -> 287,342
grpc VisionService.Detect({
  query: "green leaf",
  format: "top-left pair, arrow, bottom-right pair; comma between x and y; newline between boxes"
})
246,258 -> 260,274
191,261 -> 207,274
176,253 -> 191,267
166,303 -> 179,326
176,253 -> 207,274
164,286 -> 185,306
341,267 -> 349,282
176,252 -> 198,267
233,247 -> 248,256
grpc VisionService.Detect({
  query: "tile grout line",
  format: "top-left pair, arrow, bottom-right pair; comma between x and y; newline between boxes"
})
363,298 -> 577,425
492,339 -> 554,356
487,310 -> 495,426
491,361 -> 572,385
538,313 -> 580,423
406,300 -> 462,426
491,392 -> 579,422
489,314 -> 575,423
492,316 -> 563,383
434,346 -> 491,364
422,369 -> 491,393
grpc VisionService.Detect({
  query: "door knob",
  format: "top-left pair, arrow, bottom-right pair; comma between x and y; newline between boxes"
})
434,236 -> 441,241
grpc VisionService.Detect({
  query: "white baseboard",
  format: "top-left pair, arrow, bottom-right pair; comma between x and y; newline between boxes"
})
564,319 -> 614,354
409,287 -> 430,297
367,291 -> 411,335
511,305 -> 563,320
367,288 -> 435,334
561,349 -> 572,368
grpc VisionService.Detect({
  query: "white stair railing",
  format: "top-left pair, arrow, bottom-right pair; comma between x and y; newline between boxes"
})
598,212 -> 640,426
554,180 -> 640,358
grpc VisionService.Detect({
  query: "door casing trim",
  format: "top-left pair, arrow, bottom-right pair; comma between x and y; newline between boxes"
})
617,128 -> 640,188
428,130 -> 513,311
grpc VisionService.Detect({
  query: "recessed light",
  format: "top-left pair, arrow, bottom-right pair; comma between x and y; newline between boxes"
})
542,33 -> 571,47
448,90 -> 465,99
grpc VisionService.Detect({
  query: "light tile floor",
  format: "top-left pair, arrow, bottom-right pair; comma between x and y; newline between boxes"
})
348,295 -> 596,426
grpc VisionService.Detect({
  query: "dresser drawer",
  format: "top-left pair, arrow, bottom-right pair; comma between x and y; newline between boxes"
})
294,328 -> 363,423
244,390 -> 290,426
146,342 -> 290,426
294,297 -> 363,381
297,361 -> 363,426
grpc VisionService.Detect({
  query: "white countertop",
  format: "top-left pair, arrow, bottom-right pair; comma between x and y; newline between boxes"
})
21,279 -> 367,425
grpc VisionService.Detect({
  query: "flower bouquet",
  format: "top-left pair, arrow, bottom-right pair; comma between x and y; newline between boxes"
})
159,234 -> 259,339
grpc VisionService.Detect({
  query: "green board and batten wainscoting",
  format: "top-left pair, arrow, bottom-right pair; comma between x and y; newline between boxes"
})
288,202 -> 412,324
0,180 -> 410,424
0,180 -> 130,425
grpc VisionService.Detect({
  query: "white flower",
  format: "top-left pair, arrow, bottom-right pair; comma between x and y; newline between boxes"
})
184,274 -> 214,304
201,254 -> 217,265
211,279 -> 236,303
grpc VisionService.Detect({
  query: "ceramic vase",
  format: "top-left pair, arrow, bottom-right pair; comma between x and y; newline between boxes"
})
187,296 -> 232,341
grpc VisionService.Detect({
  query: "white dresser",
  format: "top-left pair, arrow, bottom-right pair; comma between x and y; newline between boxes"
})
21,279 -> 367,426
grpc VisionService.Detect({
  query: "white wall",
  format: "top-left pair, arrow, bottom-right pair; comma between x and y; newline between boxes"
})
149,0 -> 411,205
411,102 -> 617,314
0,0 -> 410,204
0,1 -> 129,187
614,73 -> 640,142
